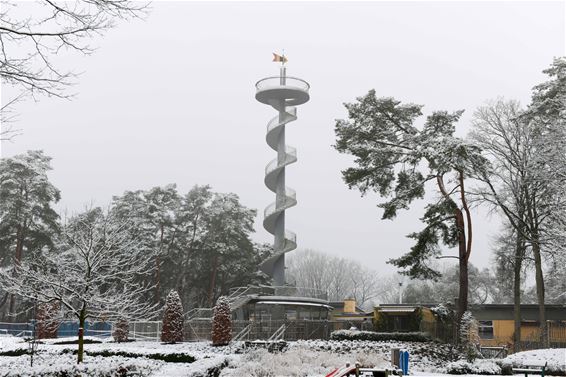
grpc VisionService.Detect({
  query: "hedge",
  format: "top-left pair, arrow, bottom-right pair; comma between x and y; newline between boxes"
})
330,330 -> 432,342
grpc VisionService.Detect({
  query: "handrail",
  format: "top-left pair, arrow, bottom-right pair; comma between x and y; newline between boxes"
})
255,76 -> 310,91
233,323 -> 252,341
268,323 -> 287,341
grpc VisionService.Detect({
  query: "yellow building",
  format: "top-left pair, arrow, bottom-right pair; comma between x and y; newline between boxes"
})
329,299 -> 373,331
471,304 -> 566,349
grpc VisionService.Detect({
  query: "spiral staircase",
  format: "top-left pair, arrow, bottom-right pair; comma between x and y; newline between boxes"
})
255,68 -> 310,286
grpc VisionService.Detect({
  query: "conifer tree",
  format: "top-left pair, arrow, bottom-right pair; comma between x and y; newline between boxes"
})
36,301 -> 60,339
334,92 -> 489,323
112,318 -> 129,343
211,296 -> 232,346
161,290 -> 184,343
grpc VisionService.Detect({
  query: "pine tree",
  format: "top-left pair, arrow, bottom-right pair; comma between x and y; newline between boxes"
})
161,290 -> 184,343
334,93 -> 489,323
36,301 -> 60,339
112,318 -> 129,343
211,296 -> 232,346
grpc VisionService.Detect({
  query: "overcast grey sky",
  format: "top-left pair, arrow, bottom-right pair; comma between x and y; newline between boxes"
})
2,1 -> 565,275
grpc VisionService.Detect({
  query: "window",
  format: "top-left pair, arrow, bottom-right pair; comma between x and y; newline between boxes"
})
478,320 -> 494,339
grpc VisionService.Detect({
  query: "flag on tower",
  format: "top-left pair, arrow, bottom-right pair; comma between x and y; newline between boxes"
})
272,53 -> 288,63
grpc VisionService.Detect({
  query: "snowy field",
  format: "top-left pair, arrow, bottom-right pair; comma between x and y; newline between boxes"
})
0,335 -> 563,376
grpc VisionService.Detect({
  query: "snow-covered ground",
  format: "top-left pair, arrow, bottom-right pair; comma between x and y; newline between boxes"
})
0,335 -> 563,376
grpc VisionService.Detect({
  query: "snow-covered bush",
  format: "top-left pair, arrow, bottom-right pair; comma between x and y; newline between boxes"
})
445,359 -> 502,375
36,301 -> 60,339
112,317 -> 129,343
330,329 -> 431,342
504,348 -> 566,375
220,347 -> 388,377
161,290 -> 184,343
0,354 -> 161,377
431,303 -> 454,322
459,311 -> 481,362
211,296 -> 232,346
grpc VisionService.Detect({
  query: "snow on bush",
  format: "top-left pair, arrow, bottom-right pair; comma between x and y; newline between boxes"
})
0,353 -> 162,377
330,329 -> 431,342
220,347 -> 389,377
504,348 -> 566,375
161,290 -> 184,343
290,339 -> 462,373
211,296 -> 232,346
112,317 -> 129,343
444,359 -> 502,375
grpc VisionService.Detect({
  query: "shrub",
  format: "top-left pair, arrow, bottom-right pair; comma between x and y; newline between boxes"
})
445,359 -> 502,375
112,318 -> 129,343
161,290 -> 184,343
330,330 -> 432,342
83,350 -> 196,363
36,301 -> 60,339
459,311 -> 481,362
211,296 -> 232,346
54,338 -> 102,345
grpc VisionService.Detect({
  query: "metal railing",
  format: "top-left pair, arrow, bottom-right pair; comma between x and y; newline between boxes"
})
255,76 -> 310,92
227,285 -> 328,301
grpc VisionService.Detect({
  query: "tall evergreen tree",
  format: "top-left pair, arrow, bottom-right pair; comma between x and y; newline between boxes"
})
0,150 -> 60,316
334,92 -> 488,323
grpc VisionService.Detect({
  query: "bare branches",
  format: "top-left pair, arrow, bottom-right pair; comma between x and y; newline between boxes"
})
0,0 -> 148,121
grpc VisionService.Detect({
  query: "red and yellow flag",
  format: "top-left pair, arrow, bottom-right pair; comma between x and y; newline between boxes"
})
272,53 -> 288,63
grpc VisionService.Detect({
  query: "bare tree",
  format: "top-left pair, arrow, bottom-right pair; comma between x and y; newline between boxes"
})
287,249 -> 380,309
472,93 -> 566,348
0,207 -> 155,363
0,0 -> 147,138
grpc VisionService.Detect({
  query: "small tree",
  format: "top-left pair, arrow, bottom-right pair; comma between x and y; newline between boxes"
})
161,290 -> 184,343
211,296 -> 232,346
0,208 -> 155,363
112,318 -> 129,343
459,311 -> 480,362
36,301 -> 60,339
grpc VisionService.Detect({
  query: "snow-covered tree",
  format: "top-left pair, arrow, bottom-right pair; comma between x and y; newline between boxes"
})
0,150 -> 60,317
161,290 -> 184,344
459,311 -> 480,362
334,92 -> 489,322
111,185 -> 264,310
402,263 -> 496,305
472,58 -> 566,347
111,184 -> 181,306
112,317 -> 129,343
0,207 -> 155,363
211,296 -> 232,346
0,1 -> 146,132
287,249 -> 380,308
36,301 -> 60,339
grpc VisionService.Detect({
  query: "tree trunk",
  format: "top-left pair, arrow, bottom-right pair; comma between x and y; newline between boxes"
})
532,237 -> 547,347
8,225 -> 25,315
456,209 -> 468,323
208,255 -> 218,308
513,258 -> 522,352
77,305 -> 86,364
513,231 -> 524,352
154,225 -> 164,305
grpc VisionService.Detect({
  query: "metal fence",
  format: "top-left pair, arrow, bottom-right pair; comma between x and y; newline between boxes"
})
420,320 -> 456,344
185,319 -> 334,342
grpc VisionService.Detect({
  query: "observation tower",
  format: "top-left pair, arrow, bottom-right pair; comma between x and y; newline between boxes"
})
255,62 -> 310,286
